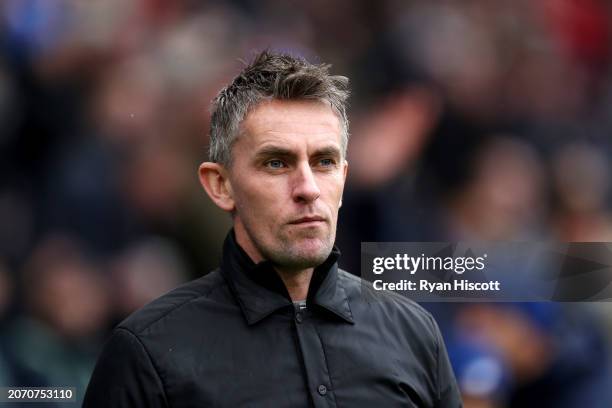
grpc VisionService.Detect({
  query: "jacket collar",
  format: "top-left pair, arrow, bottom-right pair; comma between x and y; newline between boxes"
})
220,230 -> 354,326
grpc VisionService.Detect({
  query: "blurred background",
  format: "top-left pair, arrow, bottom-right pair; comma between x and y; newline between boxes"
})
1,0 -> 612,406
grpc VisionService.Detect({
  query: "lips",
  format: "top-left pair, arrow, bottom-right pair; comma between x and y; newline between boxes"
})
289,216 -> 326,224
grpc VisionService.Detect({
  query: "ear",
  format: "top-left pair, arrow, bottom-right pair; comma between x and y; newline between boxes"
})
198,162 -> 235,212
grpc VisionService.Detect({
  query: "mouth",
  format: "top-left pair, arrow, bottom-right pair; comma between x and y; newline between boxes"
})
288,216 -> 326,226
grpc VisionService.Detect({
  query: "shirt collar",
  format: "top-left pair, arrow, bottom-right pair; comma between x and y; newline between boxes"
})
220,230 -> 354,326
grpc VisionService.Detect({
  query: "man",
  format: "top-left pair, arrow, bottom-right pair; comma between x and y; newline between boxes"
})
83,51 -> 462,407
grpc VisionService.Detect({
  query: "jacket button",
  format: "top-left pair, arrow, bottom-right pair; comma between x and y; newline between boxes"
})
317,385 -> 327,395
295,312 -> 303,323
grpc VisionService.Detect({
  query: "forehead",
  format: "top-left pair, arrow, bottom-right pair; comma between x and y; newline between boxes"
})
238,99 -> 342,151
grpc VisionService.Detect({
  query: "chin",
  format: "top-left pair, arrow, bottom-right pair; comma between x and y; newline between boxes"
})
292,240 -> 332,264
270,238 -> 332,269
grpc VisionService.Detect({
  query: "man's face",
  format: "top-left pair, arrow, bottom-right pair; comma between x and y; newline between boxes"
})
228,99 -> 347,271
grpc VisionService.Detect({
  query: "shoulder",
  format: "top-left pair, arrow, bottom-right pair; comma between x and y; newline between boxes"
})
118,269 -> 231,335
338,268 -> 439,338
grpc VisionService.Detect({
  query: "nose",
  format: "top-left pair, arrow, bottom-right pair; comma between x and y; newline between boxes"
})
292,162 -> 321,204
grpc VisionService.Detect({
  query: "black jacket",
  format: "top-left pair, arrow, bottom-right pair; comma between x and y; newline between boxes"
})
84,232 -> 462,407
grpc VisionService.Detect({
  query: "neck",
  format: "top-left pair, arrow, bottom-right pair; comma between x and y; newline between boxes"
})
274,267 -> 313,302
234,223 -> 313,302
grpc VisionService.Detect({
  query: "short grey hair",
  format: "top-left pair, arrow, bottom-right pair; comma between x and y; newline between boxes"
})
209,51 -> 350,166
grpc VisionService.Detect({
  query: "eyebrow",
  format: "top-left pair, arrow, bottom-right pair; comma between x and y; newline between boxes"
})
254,145 -> 342,161
254,146 -> 295,161
312,146 -> 342,158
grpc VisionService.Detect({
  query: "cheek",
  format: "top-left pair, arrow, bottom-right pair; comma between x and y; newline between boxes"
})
323,173 -> 345,199
320,178 -> 345,212
235,179 -> 285,217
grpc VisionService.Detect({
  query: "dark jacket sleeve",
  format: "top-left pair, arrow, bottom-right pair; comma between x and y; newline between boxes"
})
431,317 -> 463,408
83,327 -> 168,408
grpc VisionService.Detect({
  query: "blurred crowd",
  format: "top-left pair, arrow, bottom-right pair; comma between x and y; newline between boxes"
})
1,0 -> 612,406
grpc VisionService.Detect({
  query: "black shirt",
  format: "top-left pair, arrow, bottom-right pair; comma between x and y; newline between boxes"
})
83,232 -> 462,407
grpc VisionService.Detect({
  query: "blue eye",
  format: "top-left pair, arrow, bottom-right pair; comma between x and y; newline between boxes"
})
319,158 -> 334,167
266,160 -> 285,169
